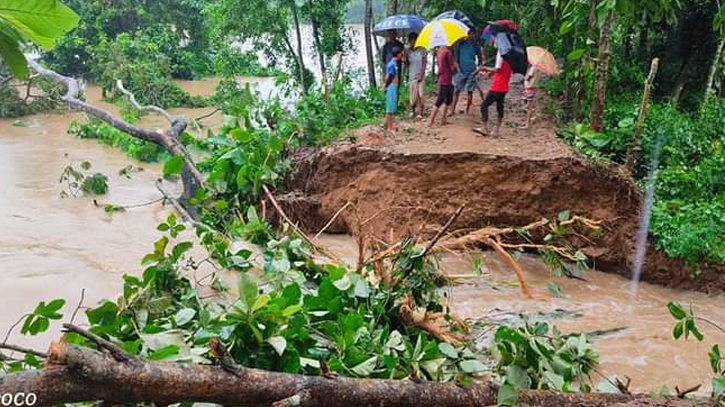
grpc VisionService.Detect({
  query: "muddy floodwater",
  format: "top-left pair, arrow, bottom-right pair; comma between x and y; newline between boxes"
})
1,73 -> 725,396
317,234 -> 725,394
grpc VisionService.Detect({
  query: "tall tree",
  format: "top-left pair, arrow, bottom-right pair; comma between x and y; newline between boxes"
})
290,0 -> 308,95
364,0 -> 377,89
590,10 -> 615,132
306,0 -> 329,99
387,0 -> 398,15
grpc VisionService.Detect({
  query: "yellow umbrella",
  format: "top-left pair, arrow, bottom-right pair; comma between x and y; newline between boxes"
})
527,46 -> 559,76
415,18 -> 469,50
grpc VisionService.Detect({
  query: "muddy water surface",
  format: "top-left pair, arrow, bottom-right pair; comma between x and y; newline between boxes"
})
317,234 -> 725,395
0,78 -> 231,348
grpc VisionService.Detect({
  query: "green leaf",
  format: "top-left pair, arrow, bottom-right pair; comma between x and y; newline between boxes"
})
252,294 -> 270,313
547,281 -> 565,298
333,274 -> 352,291
686,319 -> 704,341
567,48 -> 586,61
266,336 -> 287,356
420,358 -> 446,378
238,272 -> 258,313
38,298 -> 65,318
0,30 -> 27,79
672,321 -> 684,339
543,371 -> 565,391
174,308 -> 196,326
438,342 -> 458,359
351,356 -> 378,376
0,0 -> 79,50
710,345 -> 722,374
505,365 -> 532,389
667,302 -> 686,320
147,345 -> 180,361
163,156 -> 184,176
713,377 -> 725,398
459,359 -> 486,374
171,242 -> 193,261
557,210 -> 570,222
497,384 -> 518,406
282,304 -> 302,317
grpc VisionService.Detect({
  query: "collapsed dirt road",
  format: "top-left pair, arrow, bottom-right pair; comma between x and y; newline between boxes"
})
280,83 -> 725,292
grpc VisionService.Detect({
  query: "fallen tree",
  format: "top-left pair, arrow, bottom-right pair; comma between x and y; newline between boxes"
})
0,332 -> 711,407
26,58 -> 202,203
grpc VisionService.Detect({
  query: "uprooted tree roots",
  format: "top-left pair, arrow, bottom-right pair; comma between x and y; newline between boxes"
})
366,212 -> 603,300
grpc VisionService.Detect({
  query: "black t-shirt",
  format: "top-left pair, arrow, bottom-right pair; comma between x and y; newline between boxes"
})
383,39 -> 405,74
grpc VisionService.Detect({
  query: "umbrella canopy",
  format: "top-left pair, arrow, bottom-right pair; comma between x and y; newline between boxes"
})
434,10 -> 474,28
527,46 -> 558,75
482,22 -> 529,75
415,18 -> 469,50
373,15 -> 427,36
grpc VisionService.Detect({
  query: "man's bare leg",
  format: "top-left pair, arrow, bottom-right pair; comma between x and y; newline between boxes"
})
494,116 -> 503,137
428,106 -> 439,127
450,92 -> 460,116
465,91 -> 474,115
441,105 -> 450,125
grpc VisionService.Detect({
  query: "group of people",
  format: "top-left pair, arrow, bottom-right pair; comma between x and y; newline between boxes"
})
382,27 -> 540,137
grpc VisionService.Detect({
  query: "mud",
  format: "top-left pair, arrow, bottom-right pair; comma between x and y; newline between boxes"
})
283,142 -> 725,293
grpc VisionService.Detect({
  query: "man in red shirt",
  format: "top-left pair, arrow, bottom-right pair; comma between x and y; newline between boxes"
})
474,47 -> 512,137
427,45 -> 458,127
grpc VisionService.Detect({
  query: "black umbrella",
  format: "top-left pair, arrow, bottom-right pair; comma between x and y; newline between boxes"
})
483,21 -> 528,75
434,10 -> 474,29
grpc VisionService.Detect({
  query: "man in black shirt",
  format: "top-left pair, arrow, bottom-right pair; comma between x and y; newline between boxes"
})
382,29 -> 404,74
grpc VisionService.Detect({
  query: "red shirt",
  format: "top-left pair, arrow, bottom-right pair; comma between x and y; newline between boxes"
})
437,47 -> 455,86
490,53 -> 512,92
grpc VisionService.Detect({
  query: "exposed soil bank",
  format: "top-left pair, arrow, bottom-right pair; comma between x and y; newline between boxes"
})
282,143 -> 725,293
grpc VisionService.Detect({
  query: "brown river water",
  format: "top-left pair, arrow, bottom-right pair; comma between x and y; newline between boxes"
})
1,75 -> 725,395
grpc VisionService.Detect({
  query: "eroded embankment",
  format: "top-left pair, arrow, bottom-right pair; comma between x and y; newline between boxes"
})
281,143 -> 725,292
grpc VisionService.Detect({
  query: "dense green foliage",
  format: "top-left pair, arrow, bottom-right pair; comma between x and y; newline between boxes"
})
668,302 -> 725,399
69,119 -> 169,163
557,93 -> 725,265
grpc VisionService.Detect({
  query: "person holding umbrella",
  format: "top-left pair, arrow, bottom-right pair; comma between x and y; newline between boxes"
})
414,19 -> 468,127
382,30 -> 405,70
406,31 -> 428,119
522,46 -> 558,129
474,31 -> 512,137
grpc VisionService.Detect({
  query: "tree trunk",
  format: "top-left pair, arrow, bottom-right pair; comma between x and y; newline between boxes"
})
625,58 -> 659,172
387,0 -> 398,16
306,0 -> 329,102
590,11 -> 615,133
364,0 -> 377,89
291,2 -> 308,95
0,341 -> 708,407
705,36 -> 725,95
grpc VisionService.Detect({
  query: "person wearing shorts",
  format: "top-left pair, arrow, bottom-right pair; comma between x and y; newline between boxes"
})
406,32 -> 428,119
451,29 -> 484,115
428,45 -> 457,127
384,47 -> 403,132
474,49 -> 512,137
522,65 -> 540,129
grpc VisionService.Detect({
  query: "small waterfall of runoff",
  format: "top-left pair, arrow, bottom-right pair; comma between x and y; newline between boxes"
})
630,133 -> 664,296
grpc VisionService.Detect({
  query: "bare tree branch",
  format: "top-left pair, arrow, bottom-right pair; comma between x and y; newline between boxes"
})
116,80 -> 175,124
26,58 -> 204,194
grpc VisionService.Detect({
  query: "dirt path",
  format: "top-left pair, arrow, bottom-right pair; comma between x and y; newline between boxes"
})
357,80 -> 572,160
